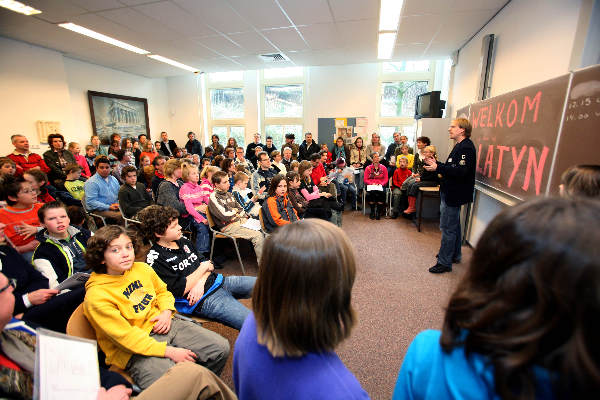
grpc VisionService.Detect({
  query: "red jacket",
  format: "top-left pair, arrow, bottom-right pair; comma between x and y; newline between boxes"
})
310,163 -> 327,186
8,152 -> 50,176
392,167 -> 412,188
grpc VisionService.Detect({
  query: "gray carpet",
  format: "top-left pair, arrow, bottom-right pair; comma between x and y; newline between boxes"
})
210,209 -> 470,399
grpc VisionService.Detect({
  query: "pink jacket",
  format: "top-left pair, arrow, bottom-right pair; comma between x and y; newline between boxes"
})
363,164 -> 388,186
74,154 -> 91,178
179,181 -> 210,223
300,185 -> 321,201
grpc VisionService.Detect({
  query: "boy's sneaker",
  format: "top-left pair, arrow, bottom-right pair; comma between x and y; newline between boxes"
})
428,263 -> 452,274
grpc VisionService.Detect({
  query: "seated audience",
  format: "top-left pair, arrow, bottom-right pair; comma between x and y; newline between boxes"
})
158,131 -> 178,158
332,136 -> 350,163
203,148 -> 214,161
270,150 -> 287,175
262,175 -> 298,233
390,156 -> 412,218
151,156 -> 167,199
83,156 -> 123,225
7,134 -> 50,176
140,141 -> 159,164
281,147 -> 294,171
395,145 -> 414,169
83,225 -> 230,390
212,155 -> 225,168
118,166 -> 153,219
178,163 -> 211,257
84,144 -> 97,175
263,136 -> 277,157
223,147 -> 235,160
298,132 -> 320,161
63,163 -> 85,200
32,201 -> 90,288
289,160 -> 299,173
559,164 -> 600,198
245,133 -> 263,161
0,176 -> 42,258
280,134 -> 299,160
250,146 -> 263,169
43,133 -> 76,189
328,158 -> 358,210
66,204 -> 90,234
174,148 -> 184,159
402,146 -> 439,215
234,146 -> 254,174
251,152 -> 276,203
185,131 -> 203,156
320,143 -> 332,165
206,134 -> 224,156
226,137 -> 238,151
208,171 -> 264,262
298,160 -> 332,220
350,137 -> 367,191
68,142 -> 92,178
233,219 -> 369,400
0,157 -> 16,181
366,133 -> 386,167
393,197 -> 600,399
364,152 -> 388,220
139,205 -> 256,330
23,168 -> 55,203
232,172 -> 262,218
286,171 -> 308,218
90,134 -> 108,157
112,149 -> 131,184
132,139 -> 142,167
220,158 -> 236,191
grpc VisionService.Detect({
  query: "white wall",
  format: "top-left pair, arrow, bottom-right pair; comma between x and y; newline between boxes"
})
0,36 -> 171,151
166,74 -> 203,146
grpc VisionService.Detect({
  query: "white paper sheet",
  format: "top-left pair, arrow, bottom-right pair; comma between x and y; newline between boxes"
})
242,218 -> 262,231
55,272 -> 90,291
366,185 -> 383,192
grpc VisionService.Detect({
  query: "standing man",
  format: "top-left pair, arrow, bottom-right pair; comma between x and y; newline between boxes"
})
8,134 -> 50,176
185,131 -> 203,156
298,132 -> 320,161
263,136 -> 277,157
159,131 -> 178,157
245,133 -> 263,160
280,133 -> 299,160
424,118 -> 476,274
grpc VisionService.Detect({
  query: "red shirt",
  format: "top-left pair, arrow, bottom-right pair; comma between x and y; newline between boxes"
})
310,162 -> 326,186
0,203 -> 43,247
8,152 -> 50,176
392,167 -> 412,188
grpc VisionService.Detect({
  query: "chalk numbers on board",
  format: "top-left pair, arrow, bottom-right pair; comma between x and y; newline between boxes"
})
565,97 -> 600,122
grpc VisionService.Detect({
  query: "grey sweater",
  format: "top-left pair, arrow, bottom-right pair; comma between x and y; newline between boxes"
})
156,179 -> 187,216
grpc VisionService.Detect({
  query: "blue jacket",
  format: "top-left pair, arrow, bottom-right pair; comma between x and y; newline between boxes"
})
84,173 -> 120,211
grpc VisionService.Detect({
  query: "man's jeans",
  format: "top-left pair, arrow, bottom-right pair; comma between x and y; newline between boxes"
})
190,218 -> 210,253
339,183 -> 357,207
437,193 -> 462,268
197,276 -> 256,330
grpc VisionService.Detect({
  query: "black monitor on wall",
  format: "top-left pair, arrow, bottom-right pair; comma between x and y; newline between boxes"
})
415,91 -> 446,119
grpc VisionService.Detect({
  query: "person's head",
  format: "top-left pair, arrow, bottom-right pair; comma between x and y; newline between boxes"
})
559,165 -> 600,198
268,174 -> 287,197
393,132 -> 400,143
400,144 -> 409,155
234,171 -> 249,189
441,197 -> 600,399
110,140 -> 120,151
371,152 -> 380,164
212,170 -> 229,191
64,163 -> 82,180
164,158 -> 182,179
336,137 -> 344,147
37,201 -> 69,238
154,141 -> 162,150
254,146 -> 263,156
187,131 -> 195,141
290,160 -> 299,173
23,169 -> 46,190
253,133 -> 261,144
285,133 -> 295,144
2,176 -> 37,206
47,133 -> 65,151
253,219 -> 356,356
85,225 -> 139,275
285,171 -> 301,189
305,132 -> 313,143
224,147 -> 235,159
321,143 -> 329,152
235,146 -> 245,160
121,165 -> 138,186
121,137 -> 132,150
354,137 -> 363,148
257,151 -> 271,170
182,162 -> 199,184
449,118 -> 472,140
91,135 -> 100,147
0,272 -> 16,330
309,153 -> 321,167
283,147 -> 292,160
132,140 -> 140,151
143,141 -> 154,152
94,156 -> 111,178
422,145 -> 436,159
399,135 -> 408,144
227,137 -> 237,148
397,156 -> 408,169
140,155 -> 151,167
66,205 -> 86,226
137,205 -> 181,244
114,149 -> 128,163
110,133 -> 121,144
298,160 -> 313,180
416,136 -> 430,149
200,165 -> 220,182
319,151 -> 328,163
201,158 -> 211,168
138,134 -> 147,145
11,134 -> 29,153
174,148 -> 183,158
0,158 -> 16,177
266,136 -> 273,147
160,131 -> 168,141
371,133 -> 380,145
211,134 -> 220,145
192,154 -> 200,165
85,145 -> 96,158
336,158 -> 346,169
220,158 -> 235,175
271,150 -> 282,163
152,156 -> 166,174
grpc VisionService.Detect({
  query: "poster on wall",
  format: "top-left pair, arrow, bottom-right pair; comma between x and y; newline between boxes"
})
88,91 -> 150,144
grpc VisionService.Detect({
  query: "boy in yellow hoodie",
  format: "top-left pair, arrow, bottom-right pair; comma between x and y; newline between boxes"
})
83,225 -> 229,390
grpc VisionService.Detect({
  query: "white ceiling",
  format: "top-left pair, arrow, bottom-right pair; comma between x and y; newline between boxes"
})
0,0 -> 507,78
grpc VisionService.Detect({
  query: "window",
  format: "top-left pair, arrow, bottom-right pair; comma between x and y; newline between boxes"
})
265,85 -> 303,118
381,81 -> 429,118
212,126 -> 246,148
382,61 -> 430,73
265,125 -> 303,150
210,88 -> 244,119
379,124 -> 417,148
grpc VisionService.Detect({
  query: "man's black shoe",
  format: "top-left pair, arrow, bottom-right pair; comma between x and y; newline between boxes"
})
428,263 -> 452,274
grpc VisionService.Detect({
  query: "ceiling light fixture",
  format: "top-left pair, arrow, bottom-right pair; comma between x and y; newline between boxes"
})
0,0 -> 41,15
147,55 -> 199,73
58,23 -> 150,55
377,32 -> 396,60
379,0 -> 403,31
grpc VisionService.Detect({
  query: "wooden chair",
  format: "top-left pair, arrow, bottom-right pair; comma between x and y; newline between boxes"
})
414,186 -> 441,232
257,208 -> 268,236
66,304 -> 135,386
205,208 -> 246,275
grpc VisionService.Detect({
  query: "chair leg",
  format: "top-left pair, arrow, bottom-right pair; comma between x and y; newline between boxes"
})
362,190 -> 366,215
232,238 -> 245,275
209,236 -> 215,262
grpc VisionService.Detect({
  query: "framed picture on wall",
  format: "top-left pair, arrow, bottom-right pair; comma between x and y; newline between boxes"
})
88,91 -> 150,145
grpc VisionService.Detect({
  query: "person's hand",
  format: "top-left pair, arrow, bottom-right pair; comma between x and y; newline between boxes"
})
195,204 -> 208,213
165,346 -> 197,363
150,310 -> 172,334
97,385 -> 132,400
423,157 -> 437,171
202,219 -> 208,225
16,223 -> 38,239
109,204 -> 119,211
187,281 -> 205,305
200,260 -> 214,272
320,192 -> 332,198
415,177 -> 421,182
319,177 -> 328,184
258,186 -> 266,194
27,289 -> 59,305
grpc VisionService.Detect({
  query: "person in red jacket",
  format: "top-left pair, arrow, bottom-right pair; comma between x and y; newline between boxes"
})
7,134 -> 50,176
390,156 -> 412,219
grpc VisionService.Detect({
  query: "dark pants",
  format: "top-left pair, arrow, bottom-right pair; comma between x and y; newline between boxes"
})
437,193 -> 462,268
23,287 -> 85,333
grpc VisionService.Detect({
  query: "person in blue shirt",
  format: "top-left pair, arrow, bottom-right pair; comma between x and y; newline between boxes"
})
233,219 -> 369,400
83,156 -> 123,224
393,197 -> 600,400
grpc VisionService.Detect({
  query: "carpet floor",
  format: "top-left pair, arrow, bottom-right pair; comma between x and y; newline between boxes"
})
206,209 -> 470,399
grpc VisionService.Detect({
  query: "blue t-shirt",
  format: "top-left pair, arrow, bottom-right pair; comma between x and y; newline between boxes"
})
233,313 -> 370,400
393,330 -> 555,400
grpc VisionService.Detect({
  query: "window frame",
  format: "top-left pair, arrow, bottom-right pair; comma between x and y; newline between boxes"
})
206,74 -> 246,147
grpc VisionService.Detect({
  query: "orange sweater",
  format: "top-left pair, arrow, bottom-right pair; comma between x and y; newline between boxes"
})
0,203 -> 43,247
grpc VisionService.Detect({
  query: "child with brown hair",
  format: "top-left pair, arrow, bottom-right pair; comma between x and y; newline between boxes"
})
63,163 -> 85,200
67,142 -> 91,178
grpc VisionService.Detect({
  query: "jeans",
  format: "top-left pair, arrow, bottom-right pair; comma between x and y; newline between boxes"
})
197,276 -> 256,330
191,218 -> 210,253
437,193 -> 462,268
338,182 -> 357,207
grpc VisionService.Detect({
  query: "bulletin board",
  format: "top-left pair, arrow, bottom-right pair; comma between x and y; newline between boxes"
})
317,116 -> 368,145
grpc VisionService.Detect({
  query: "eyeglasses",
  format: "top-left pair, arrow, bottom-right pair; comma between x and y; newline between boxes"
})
0,278 -> 17,294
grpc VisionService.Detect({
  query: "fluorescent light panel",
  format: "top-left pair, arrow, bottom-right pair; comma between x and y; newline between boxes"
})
378,32 -> 396,60
379,0 -> 403,31
0,0 -> 41,15
147,55 -> 199,73
58,23 -> 149,55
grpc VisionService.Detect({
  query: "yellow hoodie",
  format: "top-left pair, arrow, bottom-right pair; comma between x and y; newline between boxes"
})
83,262 -> 175,369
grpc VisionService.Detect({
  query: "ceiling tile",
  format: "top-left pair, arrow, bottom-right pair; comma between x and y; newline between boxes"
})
338,19 -> 377,47
228,31 -> 278,54
227,0 -> 290,29
195,35 -> 243,57
328,0 -> 378,22
98,7 -> 180,41
261,27 -> 308,51
452,0 -> 508,12
403,0 -> 454,15
24,0 -> 88,23
278,0 -> 333,25
396,14 -> 442,44
67,0 -> 125,12
173,0 -> 253,34
133,1 -> 216,37
299,23 -> 342,50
